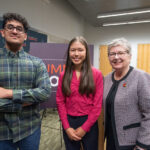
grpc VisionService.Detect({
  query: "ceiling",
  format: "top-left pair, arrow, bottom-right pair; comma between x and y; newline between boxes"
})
67,0 -> 150,27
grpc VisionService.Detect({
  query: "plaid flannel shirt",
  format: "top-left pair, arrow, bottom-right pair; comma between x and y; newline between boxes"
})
0,47 -> 51,142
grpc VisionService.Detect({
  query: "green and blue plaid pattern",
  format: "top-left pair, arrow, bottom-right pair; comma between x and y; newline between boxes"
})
0,48 -> 51,142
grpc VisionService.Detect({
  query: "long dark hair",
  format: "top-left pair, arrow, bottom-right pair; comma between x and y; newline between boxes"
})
62,36 -> 95,97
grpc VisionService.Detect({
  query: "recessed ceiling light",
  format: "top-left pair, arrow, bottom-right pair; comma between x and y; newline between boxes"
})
97,8 -> 150,18
103,19 -> 150,26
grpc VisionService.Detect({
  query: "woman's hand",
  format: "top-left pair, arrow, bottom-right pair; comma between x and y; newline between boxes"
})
75,127 -> 86,138
134,146 -> 146,150
65,128 -> 81,141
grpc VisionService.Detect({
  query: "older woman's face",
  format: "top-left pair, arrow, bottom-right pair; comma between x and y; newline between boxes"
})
108,45 -> 131,71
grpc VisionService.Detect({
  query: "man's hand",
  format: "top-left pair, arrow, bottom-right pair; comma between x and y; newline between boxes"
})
75,127 -> 86,138
65,128 -> 81,141
0,87 -> 13,98
22,103 -> 32,107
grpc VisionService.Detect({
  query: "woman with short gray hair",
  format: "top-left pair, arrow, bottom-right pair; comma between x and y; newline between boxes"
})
103,38 -> 150,150
108,38 -> 132,55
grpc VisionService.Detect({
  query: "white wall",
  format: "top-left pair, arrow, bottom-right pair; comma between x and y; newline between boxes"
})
1,0 -> 150,69
84,22 -> 150,69
0,0 -> 85,41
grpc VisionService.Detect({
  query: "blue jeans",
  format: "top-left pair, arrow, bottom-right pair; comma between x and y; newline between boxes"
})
0,127 -> 41,150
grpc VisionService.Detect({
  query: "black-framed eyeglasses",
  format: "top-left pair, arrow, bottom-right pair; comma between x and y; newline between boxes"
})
5,24 -> 25,33
109,50 -> 129,58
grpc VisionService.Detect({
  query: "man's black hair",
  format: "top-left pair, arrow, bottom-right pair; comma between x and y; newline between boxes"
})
2,12 -> 29,33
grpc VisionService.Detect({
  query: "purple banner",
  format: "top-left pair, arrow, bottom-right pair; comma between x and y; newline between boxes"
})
30,43 -> 94,108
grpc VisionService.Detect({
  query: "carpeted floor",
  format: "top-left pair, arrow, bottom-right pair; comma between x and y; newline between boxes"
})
39,108 -> 66,150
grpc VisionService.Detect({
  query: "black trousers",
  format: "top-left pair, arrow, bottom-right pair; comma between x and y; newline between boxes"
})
63,115 -> 98,150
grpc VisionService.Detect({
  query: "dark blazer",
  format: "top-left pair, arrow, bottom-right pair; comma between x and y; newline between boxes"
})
103,68 -> 150,150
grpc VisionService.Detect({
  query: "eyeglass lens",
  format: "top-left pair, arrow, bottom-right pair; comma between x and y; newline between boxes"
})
5,24 -> 24,33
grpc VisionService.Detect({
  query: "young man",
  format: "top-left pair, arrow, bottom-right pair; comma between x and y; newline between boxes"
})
0,13 -> 51,150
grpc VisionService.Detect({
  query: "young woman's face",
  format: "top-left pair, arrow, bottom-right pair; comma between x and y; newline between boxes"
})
69,41 -> 86,68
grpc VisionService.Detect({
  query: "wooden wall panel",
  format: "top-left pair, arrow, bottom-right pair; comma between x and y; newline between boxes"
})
99,45 -> 112,76
137,44 -> 150,73
98,45 -> 112,150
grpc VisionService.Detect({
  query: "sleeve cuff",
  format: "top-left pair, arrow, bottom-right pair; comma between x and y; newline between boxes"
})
13,90 -> 22,103
81,123 -> 90,132
136,140 -> 150,149
62,119 -> 70,130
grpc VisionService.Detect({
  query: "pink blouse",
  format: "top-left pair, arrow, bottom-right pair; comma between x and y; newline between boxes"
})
56,67 -> 103,132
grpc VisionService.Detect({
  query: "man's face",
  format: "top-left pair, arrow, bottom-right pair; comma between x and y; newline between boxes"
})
1,20 -> 27,48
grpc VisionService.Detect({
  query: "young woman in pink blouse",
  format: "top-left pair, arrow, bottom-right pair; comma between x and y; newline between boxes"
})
56,36 -> 103,150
